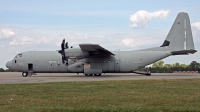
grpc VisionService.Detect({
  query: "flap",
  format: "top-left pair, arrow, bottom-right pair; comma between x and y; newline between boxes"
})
79,44 -> 114,55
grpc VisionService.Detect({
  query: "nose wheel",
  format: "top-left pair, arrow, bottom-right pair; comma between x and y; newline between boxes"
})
22,72 -> 28,77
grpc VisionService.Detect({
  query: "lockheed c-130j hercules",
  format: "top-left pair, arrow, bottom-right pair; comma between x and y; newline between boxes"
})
6,12 -> 197,77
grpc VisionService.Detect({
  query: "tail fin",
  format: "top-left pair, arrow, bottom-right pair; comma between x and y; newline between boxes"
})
160,12 -> 197,55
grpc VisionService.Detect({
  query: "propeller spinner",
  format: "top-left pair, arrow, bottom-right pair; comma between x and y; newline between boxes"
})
58,39 -> 68,64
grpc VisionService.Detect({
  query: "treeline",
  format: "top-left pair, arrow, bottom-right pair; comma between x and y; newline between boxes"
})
139,61 -> 200,73
0,68 -> 12,72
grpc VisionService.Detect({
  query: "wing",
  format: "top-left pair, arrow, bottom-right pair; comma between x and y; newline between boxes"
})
79,44 -> 114,55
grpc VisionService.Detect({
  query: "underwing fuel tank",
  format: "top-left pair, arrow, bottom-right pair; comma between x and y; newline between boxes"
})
68,62 -> 84,72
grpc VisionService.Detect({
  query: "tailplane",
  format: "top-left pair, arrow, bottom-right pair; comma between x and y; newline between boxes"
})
160,12 -> 197,55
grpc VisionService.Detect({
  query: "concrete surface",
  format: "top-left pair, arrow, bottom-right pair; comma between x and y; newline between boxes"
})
0,72 -> 200,84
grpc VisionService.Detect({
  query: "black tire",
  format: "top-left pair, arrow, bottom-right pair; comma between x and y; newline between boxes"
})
85,74 -> 93,76
94,74 -> 102,76
145,73 -> 151,76
22,72 -> 28,77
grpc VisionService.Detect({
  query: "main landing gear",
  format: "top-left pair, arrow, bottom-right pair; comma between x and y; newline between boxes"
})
85,74 -> 102,76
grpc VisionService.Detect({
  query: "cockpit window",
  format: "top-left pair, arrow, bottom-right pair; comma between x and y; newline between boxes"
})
15,53 -> 22,58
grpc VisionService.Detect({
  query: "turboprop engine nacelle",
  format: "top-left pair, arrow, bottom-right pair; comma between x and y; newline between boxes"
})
65,48 -> 89,59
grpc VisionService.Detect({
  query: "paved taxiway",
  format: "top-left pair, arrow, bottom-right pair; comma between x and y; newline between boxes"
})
0,72 -> 200,84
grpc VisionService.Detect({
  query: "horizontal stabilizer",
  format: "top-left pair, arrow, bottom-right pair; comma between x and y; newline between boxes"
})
171,49 -> 197,55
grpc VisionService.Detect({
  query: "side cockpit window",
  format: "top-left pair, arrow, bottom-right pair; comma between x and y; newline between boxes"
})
19,53 -> 22,57
15,53 -> 22,58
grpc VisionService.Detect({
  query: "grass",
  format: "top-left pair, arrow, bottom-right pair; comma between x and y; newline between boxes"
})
0,79 -> 200,112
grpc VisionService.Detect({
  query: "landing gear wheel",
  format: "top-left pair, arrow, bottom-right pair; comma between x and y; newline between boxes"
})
94,74 -> 102,76
22,72 -> 28,77
85,74 -> 93,76
145,73 -> 151,76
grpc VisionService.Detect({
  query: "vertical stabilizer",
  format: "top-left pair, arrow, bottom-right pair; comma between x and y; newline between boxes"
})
161,12 -> 196,55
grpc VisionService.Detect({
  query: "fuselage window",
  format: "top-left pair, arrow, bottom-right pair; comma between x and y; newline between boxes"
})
15,60 -> 16,63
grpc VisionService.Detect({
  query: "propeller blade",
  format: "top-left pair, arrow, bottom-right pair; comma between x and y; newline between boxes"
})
63,52 -> 66,58
65,57 -> 68,65
62,56 -> 65,64
61,39 -> 65,51
59,39 -> 69,65
65,42 -> 68,49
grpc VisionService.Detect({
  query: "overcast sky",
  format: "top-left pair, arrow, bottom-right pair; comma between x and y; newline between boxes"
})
0,0 -> 200,69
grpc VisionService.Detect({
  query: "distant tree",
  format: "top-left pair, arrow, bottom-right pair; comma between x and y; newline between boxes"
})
180,64 -> 188,68
189,61 -> 200,71
164,64 -> 172,68
172,62 -> 180,71
0,68 -> 5,72
138,67 -> 145,71
5,69 -> 12,72
138,66 -> 151,72
152,60 -> 164,68
147,61 -> 200,73
163,64 -> 172,73
179,64 -> 188,71
157,60 -> 164,67
198,65 -> 200,73
151,60 -> 165,73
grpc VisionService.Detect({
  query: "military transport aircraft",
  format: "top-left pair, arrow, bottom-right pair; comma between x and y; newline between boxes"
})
6,12 -> 197,77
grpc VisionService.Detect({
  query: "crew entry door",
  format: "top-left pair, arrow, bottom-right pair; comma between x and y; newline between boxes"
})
28,63 -> 33,71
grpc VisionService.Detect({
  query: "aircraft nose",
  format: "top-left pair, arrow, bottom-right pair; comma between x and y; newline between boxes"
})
6,61 -> 12,68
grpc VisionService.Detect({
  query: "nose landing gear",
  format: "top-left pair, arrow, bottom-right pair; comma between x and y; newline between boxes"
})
22,71 -> 35,77
22,72 -> 28,77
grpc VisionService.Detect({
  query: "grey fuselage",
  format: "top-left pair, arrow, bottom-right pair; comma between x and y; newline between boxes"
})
6,49 -> 171,73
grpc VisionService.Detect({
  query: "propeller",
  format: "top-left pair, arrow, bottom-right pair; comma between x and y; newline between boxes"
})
58,39 -> 69,65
